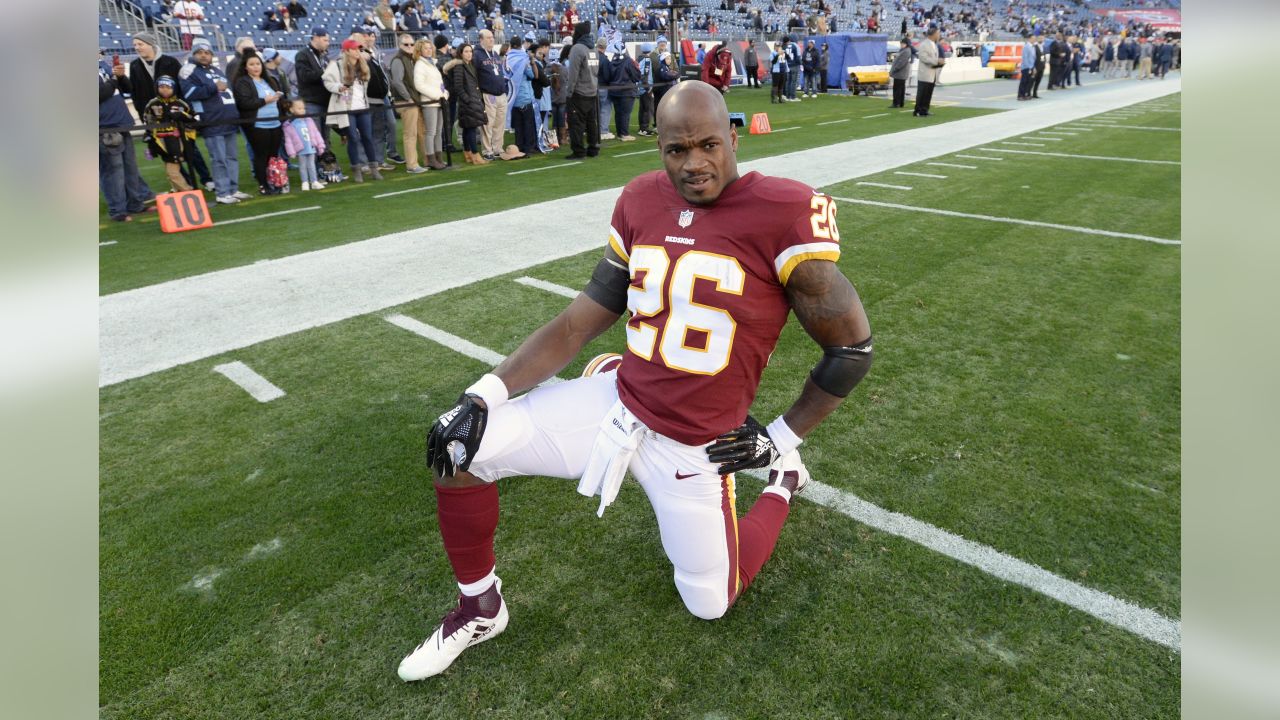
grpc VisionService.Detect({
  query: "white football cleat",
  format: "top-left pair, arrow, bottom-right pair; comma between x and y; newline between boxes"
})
397,579 -> 508,681
581,352 -> 623,377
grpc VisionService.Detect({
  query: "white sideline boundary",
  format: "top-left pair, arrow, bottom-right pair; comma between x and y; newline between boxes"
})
816,119 -> 850,125
895,171 -> 947,179
858,181 -> 912,190
927,162 -> 976,169
737,469 -> 1181,650
100,241 -> 117,247
100,78 -> 1180,387
216,206 -> 321,226
862,113 -> 890,119
833,196 -> 1181,246
515,276 -> 578,299
983,148 -> 1181,165
372,180 -> 470,199
212,361 -> 285,402
955,154 -> 1003,161
396,277 -> 1185,652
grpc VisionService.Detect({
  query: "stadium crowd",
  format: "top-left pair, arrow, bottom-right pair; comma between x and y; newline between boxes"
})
99,0 -> 1180,222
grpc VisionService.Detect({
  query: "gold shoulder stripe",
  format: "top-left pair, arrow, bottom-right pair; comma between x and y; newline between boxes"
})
778,250 -> 841,285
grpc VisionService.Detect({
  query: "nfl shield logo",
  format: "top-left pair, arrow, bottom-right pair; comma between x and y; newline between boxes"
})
678,210 -> 695,228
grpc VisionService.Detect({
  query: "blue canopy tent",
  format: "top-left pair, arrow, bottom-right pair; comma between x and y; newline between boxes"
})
804,33 -> 889,90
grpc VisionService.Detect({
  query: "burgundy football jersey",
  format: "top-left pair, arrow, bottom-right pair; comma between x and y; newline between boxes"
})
609,170 -> 842,445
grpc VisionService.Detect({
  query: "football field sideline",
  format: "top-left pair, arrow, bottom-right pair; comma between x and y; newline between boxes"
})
99,80 -> 1180,388
384,273 -> 1180,651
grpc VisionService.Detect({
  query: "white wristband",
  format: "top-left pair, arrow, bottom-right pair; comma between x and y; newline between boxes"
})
465,373 -> 509,410
765,415 -> 802,458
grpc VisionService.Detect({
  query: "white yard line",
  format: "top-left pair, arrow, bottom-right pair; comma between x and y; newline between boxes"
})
926,162 -> 977,169
832,196 -> 1181,246
983,148 -> 1181,165
100,79 -> 1180,387
1000,141 -> 1046,147
383,314 -> 506,366
372,179 -> 470,198
772,126 -> 802,132
895,171 -> 947,179
1059,126 -> 1095,131
857,181 -> 913,190
99,241 -> 117,247
955,154 -> 1003,161
508,162 -> 582,175
817,118 -> 851,125
616,148 -> 658,157
737,469 -> 1180,650
862,113 -> 890,119
1026,136 -> 1064,141
211,361 -> 286,402
216,206 -> 322,226
1091,124 -> 1181,132
1038,131 -> 1078,136
515,276 -> 578,299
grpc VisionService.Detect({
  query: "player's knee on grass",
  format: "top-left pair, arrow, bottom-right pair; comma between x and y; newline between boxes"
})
674,569 -> 731,620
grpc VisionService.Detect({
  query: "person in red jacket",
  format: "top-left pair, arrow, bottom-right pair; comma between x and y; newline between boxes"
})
700,42 -> 734,93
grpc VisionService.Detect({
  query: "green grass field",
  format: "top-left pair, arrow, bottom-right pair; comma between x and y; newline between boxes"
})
100,92 -> 1181,718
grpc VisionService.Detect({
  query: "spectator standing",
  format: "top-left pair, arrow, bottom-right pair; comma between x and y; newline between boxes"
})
355,26 -> 402,168
224,36 -> 257,82
635,43 -> 656,134
563,21 -> 600,159
1016,32 -> 1037,100
548,43 -> 569,146
609,48 -> 641,140
323,37 -> 383,182
283,99 -> 327,189
784,36 -> 802,101
413,38 -> 451,169
596,36 -> 614,140
129,31 -> 214,190
171,0 -> 206,50
559,1 -> 580,36
374,0 -> 397,43
912,26 -> 943,116
649,36 -> 678,110
1138,38 -> 1153,79
531,38 -> 555,151
294,27 -> 333,147
742,41 -> 760,89
391,34 -> 430,173
181,37 -> 249,204
769,38 -> 788,103
444,43 -> 489,164
99,61 -> 155,222
1156,38 -> 1173,79
231,50 -> 286,194
262,48 -> 292,98
889,37 -> 911,107
473,29 -> 509,159
438,35 -> 460,152
506,37 -> 537,155
801,40 -> 819,97
818,43 -> 830,92
1031,32 -> 1046,97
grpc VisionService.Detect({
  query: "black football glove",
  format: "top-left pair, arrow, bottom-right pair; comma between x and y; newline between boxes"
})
426,394 -> 488,477
706,415 -> 780,475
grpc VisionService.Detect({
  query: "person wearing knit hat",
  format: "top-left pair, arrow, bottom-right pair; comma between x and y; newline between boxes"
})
128,30 -> 214,189
142,75 -> 197,192
189,37 -> 212,54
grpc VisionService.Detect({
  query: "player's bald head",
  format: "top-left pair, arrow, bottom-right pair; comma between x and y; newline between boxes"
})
656,80 -> 731,132
656,81 -> 739,206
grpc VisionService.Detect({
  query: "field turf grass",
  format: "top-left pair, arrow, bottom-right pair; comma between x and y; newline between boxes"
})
99,87 -> 996,294
100,94 -> 1180,717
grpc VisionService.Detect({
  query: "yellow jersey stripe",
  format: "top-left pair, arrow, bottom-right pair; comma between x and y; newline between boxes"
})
777,250 -> 842,285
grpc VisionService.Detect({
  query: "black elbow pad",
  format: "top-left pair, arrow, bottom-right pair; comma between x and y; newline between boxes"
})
582,256 -> 630,315
810,337 -> 874,397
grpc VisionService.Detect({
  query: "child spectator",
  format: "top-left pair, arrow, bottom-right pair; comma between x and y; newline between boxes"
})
144,76 -> 197,191
283,100 -> 327,190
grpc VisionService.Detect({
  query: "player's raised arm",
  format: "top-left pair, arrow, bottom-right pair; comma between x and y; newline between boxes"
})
779,258 -> 873,438
487,244 -> 629,398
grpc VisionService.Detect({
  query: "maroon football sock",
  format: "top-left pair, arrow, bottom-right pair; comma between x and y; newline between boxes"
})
735,492 -> 791,595
435,482 -> 499,585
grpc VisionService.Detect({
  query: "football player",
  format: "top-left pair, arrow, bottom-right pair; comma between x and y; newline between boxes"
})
398,81 -> 873,681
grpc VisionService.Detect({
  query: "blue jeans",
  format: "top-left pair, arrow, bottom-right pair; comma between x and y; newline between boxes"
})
203,133 -> 240,197
345,110 -> 379,167
372,103 -> 397,158
99,132 -> 154,219
787,67 -> 800,98
597,90 -> 612,133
